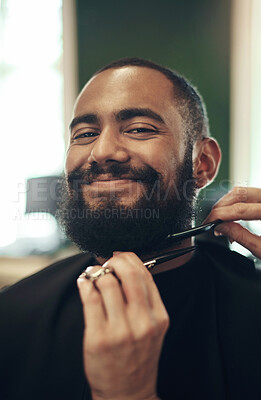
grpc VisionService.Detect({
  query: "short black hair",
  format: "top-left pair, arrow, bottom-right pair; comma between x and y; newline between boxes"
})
94,57 -> 210,143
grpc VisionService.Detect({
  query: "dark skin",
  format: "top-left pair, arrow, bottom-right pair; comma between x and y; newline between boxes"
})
67,67 -> 221,272
66,66 -> 260,400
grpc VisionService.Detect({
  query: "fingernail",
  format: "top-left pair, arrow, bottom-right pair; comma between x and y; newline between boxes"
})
113,251 -> 122,255
77,274 -> 85,284
214,230 -> 223,237
85,266 -> 95,273
102,261 -> 109,268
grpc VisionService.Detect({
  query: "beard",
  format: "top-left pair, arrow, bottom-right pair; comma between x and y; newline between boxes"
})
57,145 -> 197,258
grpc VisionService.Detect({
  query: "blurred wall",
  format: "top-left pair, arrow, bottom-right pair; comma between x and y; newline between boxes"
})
75,0 -> 231,184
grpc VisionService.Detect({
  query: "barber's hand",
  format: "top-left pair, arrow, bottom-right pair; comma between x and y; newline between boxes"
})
204,187 -> 261,259
77,251 -> 169,400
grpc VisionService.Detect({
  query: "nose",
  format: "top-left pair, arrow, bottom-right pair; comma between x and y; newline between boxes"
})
88,127 -> 130,164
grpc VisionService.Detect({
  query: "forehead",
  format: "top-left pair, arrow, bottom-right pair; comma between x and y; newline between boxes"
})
74,66 -> 179,121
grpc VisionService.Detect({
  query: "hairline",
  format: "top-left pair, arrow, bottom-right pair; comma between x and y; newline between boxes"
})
93,60 -> 209,144
93,65 -> 186,115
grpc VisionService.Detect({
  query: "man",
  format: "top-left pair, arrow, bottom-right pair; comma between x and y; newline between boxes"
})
1,58 -> 261,400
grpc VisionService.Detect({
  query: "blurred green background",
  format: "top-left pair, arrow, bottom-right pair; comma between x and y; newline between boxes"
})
75,0 -> 231,187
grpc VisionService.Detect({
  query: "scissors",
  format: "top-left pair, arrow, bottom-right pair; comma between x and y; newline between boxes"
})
143,219 -> 222,270
83,219 -> 223,281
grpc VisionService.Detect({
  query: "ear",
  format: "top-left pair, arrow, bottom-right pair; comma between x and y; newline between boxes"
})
193,137 -> 222,189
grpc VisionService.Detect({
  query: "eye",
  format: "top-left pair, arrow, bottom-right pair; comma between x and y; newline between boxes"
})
75,132 -> 98,138
72,130 -> 99,144
125,126 -> 158,137
128,128 -> 154,133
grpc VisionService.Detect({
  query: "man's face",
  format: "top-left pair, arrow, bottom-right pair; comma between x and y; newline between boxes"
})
61,67 -> 196,257
66,67 -> 186,204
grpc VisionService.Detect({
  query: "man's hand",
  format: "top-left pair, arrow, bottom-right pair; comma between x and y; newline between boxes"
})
77,251 -> 169,400
204,187 -> 261,259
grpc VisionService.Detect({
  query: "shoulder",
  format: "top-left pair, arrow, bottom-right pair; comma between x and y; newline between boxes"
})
0,252 -> 94,312
198,241 -> 259,277
0,252 -> 94,390
197,241 -> 261,305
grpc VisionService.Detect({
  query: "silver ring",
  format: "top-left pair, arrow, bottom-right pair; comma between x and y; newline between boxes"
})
82,266 -> 114,283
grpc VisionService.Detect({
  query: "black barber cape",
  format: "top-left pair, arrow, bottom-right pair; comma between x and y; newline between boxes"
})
1,242 -> 261,400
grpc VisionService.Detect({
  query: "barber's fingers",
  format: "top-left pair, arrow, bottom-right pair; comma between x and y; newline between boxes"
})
77,261 -> 150,335
77,266 -> 107,331
93,271 -> 129,327
104,252 -> 158,306
103,252 -> 169,335
203,186 -> 261,259
103,253 -> 150,304
214,221 -> 261,259
205,203 -> 261,224
204,187 -> 261,224
77,253 -> 169,342
212,187 -> 261,209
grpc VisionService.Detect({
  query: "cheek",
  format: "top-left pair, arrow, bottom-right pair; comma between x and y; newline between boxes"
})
136,142 -> 164,166
65,147 -> 90,174
161,161 -> 177,189
142,146 -> 177,180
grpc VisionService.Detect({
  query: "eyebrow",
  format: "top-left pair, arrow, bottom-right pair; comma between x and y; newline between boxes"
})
115,108 -> 165,124
69,114 -> 100,131
69,107 -> 165,132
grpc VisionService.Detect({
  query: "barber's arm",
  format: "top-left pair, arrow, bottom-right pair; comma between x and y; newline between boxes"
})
77,251 -> 169,400
204,187 -> 261,259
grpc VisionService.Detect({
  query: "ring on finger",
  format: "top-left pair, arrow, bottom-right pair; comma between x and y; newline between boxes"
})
82,266 -> 115,283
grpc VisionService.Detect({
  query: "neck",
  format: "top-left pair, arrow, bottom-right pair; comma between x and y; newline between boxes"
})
96,237 -> 195,275
149,238 -> 195,274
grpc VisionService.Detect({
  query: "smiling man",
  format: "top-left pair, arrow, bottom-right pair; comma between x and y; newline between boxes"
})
60,59 -> 217,262
1,58 -> 261,400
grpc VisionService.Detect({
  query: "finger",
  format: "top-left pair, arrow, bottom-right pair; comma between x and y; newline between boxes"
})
103,253 -> 170,344
77,272 -> 106,332
104,253 -> 168,326
94,271 -> 129,326
204,203 -> 261,224
215,221 -> 261,259
103,253 -> 155,335
213,187 -> 261,209
103,252 -> 152,306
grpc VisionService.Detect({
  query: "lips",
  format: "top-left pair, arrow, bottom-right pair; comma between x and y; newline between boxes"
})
88,175 -> 137,184
68,164 -> 160,190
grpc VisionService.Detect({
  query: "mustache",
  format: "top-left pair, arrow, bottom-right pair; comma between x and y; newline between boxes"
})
67,162 -> 162,186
